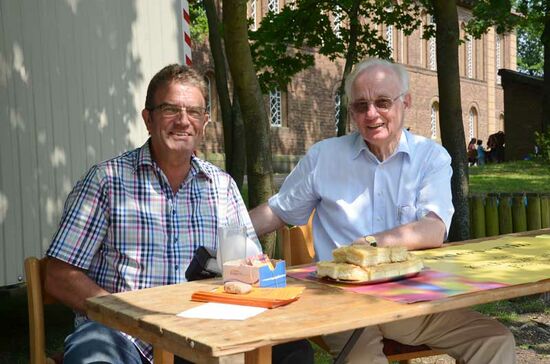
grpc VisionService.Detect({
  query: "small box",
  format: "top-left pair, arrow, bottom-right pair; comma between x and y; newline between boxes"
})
222,259 -> 287,287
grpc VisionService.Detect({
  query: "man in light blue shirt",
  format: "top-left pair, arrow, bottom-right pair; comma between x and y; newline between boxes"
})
250,58 -> 515,364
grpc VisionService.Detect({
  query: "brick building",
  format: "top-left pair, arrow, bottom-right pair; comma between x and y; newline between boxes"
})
193,1 -> 516,171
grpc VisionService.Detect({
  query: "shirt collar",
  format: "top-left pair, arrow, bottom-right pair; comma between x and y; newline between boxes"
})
351,129 -> 412,162
134,139 -> 213,181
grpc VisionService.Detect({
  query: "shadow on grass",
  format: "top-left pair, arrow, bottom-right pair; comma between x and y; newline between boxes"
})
0,285 -> 73,364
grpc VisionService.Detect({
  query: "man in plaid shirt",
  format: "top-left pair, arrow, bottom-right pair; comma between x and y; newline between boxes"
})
45,64 -> 313,364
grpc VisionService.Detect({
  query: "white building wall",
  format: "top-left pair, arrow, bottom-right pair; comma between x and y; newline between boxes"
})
0,0 -> 183,286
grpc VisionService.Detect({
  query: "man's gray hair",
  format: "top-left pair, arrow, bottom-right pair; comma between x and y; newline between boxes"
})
344,58 -> 409,101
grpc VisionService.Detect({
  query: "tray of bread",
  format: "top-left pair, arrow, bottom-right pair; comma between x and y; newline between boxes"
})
315,244 -> 423,285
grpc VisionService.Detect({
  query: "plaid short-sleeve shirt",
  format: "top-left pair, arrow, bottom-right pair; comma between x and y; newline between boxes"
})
47,140 -> 258,362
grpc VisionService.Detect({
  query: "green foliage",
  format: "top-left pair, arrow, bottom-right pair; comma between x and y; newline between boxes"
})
249,0 -> 423,92
517,25 -> 544,76
465,1 -> 548,76
534,129 -> 550,162
190,1 -> 209,42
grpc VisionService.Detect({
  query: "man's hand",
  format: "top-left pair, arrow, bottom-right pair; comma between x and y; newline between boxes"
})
45,258 -> 109,313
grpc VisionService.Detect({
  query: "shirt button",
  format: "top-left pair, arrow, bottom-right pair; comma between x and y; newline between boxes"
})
175,265 -> 179,271
376,217 -> 382,222
174,236 -> 179,243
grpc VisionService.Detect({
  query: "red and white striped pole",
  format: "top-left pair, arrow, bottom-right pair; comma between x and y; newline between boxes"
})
181,0 -> 192,65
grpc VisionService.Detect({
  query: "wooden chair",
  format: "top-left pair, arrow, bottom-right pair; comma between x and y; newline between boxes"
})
25,257 -> 173,364
279,219 -> 445,364
25,257 -> 63,364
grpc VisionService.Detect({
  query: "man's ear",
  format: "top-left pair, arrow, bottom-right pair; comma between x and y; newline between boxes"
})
202,115 -> 210,133
403,93 -> 412,109
142,109 -> 152,134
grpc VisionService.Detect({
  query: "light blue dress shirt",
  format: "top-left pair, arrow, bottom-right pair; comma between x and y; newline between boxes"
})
269,130 -> 454,261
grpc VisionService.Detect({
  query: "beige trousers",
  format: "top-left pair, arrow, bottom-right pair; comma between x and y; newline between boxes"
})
323,309 -> 516,364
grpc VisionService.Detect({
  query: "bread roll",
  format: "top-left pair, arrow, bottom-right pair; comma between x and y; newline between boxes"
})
224,281 -> 252,294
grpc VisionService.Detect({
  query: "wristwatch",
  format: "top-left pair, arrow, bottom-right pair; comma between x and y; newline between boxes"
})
363,235 -> 377,247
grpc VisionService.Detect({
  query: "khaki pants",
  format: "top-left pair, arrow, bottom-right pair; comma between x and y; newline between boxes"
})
323,309 -> 516,364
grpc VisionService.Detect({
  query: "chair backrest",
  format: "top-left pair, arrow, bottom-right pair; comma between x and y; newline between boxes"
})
25,257 -> 58,364
281,213 -> 315,266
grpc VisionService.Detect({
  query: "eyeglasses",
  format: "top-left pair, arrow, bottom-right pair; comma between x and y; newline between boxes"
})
149,103 -> 206,121
349,92 -> 406,114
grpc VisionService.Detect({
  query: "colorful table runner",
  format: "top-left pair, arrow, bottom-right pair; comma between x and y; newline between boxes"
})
287,266 -> 506,303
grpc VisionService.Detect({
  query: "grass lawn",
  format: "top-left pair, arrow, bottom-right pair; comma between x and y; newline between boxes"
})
1,160 -> 549,363
469,160 -> 550,194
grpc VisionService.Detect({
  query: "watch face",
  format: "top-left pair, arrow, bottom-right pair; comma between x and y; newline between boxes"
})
365,236 -> 377,246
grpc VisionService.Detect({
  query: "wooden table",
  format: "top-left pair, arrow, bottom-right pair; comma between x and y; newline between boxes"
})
86,230 -> 550,364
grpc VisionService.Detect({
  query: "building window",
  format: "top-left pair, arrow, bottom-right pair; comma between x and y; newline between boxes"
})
268,0 -> 279,14
334,92 -> 341,131
332,6 -> 343,39
386,25 -> 394,58
496,34 -> 502,84
428,16 -> 436,71
270,88 -> 282,127
466,36 -> 473,78
249,1 -> 257,31
430,102 -> 438,139
468,107 -> 478,140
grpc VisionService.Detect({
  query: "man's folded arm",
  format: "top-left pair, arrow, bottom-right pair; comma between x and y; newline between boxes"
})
353,212 -> 446,250
45,257 -> 109,313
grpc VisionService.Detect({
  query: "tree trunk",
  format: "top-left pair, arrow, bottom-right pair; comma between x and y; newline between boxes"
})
223,0 -> 276,253
542,10 -> 550,133
336,0 -> 361,137
203,0 -> 246,189
230,89 -> 246,189
432,0 -> 470,241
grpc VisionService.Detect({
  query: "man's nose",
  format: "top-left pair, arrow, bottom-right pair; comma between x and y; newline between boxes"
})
175,109 -> 191,124
365,102 -> 379,117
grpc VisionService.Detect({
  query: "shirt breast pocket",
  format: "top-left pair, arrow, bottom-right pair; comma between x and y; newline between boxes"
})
397,204 -> 417,225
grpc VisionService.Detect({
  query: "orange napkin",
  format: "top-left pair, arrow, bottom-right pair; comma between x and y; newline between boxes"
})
191,286 -> 305,309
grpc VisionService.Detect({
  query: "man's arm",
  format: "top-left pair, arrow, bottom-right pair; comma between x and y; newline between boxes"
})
45,258 -> 109,313
353,212 -> 446,250
249,202 -> 286,237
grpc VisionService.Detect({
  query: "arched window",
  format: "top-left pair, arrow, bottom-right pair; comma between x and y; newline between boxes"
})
334,92 -> 341,132
468,107 -> 478,140
270,88 -> 282,127
430,102 -> 439,139
249,1 -> 257,31
428,15 -> 436,71
496,33 -> 502,84
466,35 -> 473,78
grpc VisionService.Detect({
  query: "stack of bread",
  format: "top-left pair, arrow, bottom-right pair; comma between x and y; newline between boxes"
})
316,244 -> 423,282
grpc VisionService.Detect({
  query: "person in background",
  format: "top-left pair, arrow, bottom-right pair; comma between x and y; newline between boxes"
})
477,139 -> 486,166
467,137 -> 477,166
45,64 -> 313,364
250,58 -> 515,364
